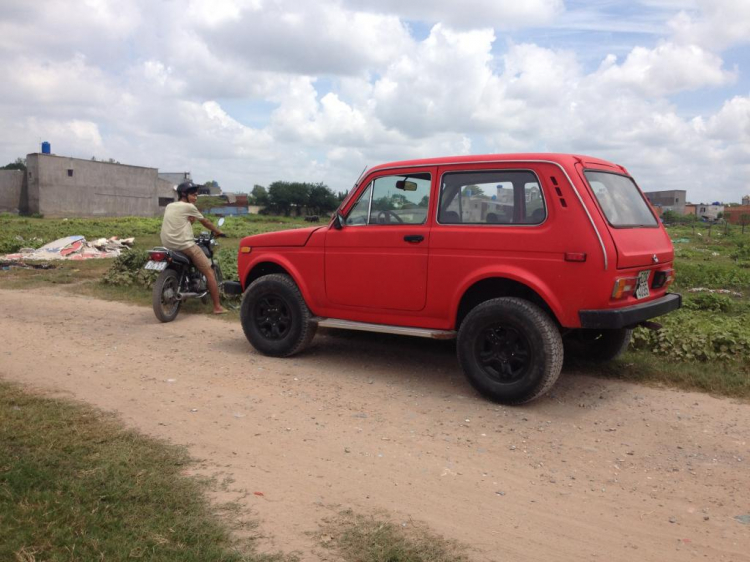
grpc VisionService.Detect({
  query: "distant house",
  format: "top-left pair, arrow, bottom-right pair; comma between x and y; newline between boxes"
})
697,204 -> 724,221
199,181 -> 222,196
158,172 -> 191,186
684,204 -> 697,216
743,195 -> 750,206
643,190 -> 686,214
724,205 -> 750,225
14,153 -> 175,217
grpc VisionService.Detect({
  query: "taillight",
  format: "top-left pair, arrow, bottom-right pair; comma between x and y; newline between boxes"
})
149,251 -> 167,261
611,277 -> 638,299
652,269 -> 675,289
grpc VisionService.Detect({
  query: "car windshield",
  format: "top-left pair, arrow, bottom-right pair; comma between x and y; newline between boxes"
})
584,171 -> 657,227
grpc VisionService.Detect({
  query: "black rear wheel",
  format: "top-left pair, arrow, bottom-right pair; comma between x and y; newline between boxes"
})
457,297 -> 563,405
153,268 -> 181,323
240,274 -> 316,357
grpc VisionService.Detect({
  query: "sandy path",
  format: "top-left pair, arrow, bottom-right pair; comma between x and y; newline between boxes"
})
1,288 -> 748,561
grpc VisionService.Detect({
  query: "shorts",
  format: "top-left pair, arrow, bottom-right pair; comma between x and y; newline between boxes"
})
181,244 -> 211,271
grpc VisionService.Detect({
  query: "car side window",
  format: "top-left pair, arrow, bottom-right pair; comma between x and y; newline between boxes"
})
345,184 -> 372,226
346,173 -> 431,226
438,170 -> 546,225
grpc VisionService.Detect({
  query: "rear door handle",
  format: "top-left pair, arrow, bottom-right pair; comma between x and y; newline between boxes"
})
404,235 -> 424,243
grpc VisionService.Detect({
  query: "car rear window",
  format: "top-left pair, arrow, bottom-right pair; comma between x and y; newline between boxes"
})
584,171 -> 657,227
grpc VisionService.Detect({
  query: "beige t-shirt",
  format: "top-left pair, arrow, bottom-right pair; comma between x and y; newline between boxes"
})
160,202 -> 204,250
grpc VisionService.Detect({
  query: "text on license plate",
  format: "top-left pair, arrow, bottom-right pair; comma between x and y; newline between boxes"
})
635,270 -> 650,299
144,260 -> 167,271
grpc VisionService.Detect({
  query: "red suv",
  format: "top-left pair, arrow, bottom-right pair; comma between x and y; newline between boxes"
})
229,154 -> 681,404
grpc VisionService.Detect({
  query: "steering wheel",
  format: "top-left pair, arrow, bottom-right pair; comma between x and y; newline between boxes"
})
376,210 -> 404,224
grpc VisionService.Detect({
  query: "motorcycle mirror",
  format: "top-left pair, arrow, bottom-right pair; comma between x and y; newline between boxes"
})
217,217 -> 225,227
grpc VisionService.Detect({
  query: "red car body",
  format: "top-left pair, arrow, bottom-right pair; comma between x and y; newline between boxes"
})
233,153 -> 681,404
238,154 -> 676,329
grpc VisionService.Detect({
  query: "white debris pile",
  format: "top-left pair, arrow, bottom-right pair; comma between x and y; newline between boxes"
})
688,287 -> 743,298
2,235 -> 135,261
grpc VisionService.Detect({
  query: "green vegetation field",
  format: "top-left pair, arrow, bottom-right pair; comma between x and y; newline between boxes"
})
1,214 -> 749,399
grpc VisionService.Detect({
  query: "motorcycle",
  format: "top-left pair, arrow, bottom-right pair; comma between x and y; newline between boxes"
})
145,217 -> 226,322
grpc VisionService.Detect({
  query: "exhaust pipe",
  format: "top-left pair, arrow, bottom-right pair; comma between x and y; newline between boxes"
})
177,291 -> 208,300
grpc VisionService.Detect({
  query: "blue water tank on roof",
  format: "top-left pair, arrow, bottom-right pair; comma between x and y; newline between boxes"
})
41,141 -> 51,154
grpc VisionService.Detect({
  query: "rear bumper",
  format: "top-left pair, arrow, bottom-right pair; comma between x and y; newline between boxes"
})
579,293 -> 682,330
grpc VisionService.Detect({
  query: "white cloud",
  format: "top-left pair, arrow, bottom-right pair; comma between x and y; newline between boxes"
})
593,43 -> 734,96
0,0 -> 748,204
669,0 -> 750,50
343,0 -> 564,30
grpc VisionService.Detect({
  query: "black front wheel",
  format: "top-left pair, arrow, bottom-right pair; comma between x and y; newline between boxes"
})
153,268 -> 182,323
457,297 -> 563,405
240,274 -> 316,357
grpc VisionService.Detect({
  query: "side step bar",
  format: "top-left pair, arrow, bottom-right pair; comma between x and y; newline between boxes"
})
312,318 -> 456,340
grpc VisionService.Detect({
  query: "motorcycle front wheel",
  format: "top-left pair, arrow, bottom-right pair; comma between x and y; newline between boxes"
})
153,268 -> 182,322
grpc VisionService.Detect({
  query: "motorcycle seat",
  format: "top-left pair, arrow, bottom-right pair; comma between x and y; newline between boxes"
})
170,250 -> 191,265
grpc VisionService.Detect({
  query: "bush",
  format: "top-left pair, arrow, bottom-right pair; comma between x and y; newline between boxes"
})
632,311 -> 750,362
215,248 -> 238,282
674,262 -> 750,290
102,250 -> 156,288
683,292 -> 735,313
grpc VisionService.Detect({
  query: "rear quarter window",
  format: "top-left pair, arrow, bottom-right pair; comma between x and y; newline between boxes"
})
585,171 -> 657,227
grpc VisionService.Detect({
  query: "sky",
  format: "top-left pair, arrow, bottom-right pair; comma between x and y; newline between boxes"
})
1,0 -> 749,204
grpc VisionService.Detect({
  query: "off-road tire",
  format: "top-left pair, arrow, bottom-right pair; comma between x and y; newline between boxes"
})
153,268 -> 181,323
564,328 -> 632,363
240,273 -> 317,357
457,297 -> 563,405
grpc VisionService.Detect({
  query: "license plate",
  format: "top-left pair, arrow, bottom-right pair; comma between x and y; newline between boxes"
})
635,270 -> 650,299
144,260 -> 167,271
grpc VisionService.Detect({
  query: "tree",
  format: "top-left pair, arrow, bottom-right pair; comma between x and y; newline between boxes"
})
267,181 -> 310,216
1,157 -> 26,171
307,182 -> 338,214
740,214 -> 750,234
250,184 -> 269,206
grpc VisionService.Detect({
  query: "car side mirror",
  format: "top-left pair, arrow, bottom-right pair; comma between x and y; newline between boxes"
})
332,212 -> 345,230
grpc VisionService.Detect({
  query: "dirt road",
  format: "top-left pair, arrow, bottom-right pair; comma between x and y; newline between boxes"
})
1,288 -> 749,561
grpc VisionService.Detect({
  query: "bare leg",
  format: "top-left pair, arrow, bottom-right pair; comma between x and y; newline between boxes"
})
197,262 -> 225,313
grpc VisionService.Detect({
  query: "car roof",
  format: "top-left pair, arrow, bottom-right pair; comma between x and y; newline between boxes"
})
366,153 -> 623,174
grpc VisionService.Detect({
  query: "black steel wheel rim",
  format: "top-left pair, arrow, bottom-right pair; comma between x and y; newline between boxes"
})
254,295 -> 291,340
160,276 -> 180,316
476,323 -> 531,383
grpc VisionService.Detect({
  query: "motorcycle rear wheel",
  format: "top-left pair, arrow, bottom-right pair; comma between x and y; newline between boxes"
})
153,269 -> 182,322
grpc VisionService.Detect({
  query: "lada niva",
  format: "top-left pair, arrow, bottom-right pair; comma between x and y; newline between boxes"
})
228,154 -> 681,404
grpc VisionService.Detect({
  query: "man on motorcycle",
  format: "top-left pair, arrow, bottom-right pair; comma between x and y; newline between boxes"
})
161,181 -> 227,314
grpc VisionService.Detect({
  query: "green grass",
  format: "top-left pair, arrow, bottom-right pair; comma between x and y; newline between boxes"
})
317,510 -> 468,562
573,352 -> 750,400
0,380 -> 291,562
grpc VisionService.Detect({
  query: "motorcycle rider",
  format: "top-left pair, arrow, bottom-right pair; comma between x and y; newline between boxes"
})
161,181 -> 227,314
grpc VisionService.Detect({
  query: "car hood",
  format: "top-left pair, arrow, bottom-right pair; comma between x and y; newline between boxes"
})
242,226 -> 323,247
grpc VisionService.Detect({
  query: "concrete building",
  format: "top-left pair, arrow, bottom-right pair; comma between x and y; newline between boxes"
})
158,172 -> 191,186
696,203 -> 724,221
743,195 -> 750,206
22,153 -> 175,217
0,170 -> 26,213
644,190 -> 687,214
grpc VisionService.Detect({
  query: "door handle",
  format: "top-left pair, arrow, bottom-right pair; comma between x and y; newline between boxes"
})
403,235 -> 424,243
